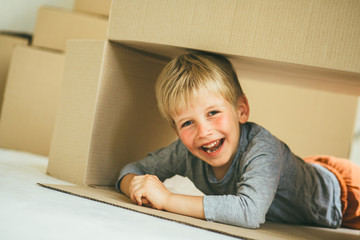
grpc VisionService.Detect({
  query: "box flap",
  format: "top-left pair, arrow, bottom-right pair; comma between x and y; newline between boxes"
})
109,0 -> 360,73
48,40 -> 106,184
38,183 -> 360,240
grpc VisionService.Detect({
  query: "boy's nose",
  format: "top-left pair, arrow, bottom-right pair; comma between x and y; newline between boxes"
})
197,121 -> 213,138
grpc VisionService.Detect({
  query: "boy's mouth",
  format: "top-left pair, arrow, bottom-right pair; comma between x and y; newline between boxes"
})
201,138 -> 224,153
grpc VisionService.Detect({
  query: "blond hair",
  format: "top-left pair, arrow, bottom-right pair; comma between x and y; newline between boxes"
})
155,52 -> 244,129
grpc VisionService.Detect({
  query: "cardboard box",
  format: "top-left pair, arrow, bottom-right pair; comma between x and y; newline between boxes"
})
47,40 -> 176,186
0,46 -> 65,156
48,39 -> 358,186
74,0 -> 112,17
45,1 -> 360,238
32,6 -> 108,52
0,33 -> 29,116
108,0 -> 360,93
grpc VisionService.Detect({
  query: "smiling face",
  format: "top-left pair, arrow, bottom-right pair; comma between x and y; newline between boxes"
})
172,92 -> 249,180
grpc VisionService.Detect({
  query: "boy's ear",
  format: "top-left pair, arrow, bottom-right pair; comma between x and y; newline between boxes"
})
237,95 -> 250,124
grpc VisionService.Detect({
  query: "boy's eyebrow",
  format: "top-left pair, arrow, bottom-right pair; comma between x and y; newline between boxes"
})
174,104 -> 222,123
173,115 -> 190,125
205,105 -> 219,110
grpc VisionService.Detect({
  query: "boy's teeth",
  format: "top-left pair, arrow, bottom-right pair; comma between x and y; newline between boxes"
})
203,139 -> 220,148
202,139 -> 223,153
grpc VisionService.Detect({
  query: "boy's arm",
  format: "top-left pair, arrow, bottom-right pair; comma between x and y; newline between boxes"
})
166,193 -> 205,219
121,173 -> 205,219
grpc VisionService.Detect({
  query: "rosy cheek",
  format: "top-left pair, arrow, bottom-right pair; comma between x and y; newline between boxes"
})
214,114 -> 227,127
178,129 -> 194,148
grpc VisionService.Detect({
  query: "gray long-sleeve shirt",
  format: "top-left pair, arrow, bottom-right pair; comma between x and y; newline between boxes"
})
116,122 -> 342,228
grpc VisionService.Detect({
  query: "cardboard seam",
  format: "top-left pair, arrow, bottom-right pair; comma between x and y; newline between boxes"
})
37,183 -> 254,240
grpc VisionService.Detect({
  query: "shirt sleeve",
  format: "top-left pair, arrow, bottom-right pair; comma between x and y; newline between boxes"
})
116,139 -> 188,191
203,136 -> 284,228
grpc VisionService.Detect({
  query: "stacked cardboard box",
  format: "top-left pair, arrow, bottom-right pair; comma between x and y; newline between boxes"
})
74,0 -> 112,17
0,46 -> 65,156
0,2 -> 110,156
0,33 -> 30,116
32,6 -> 108,52
43,0 -> 360,238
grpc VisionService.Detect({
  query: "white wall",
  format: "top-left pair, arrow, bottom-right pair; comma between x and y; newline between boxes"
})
350,99 -> 360,164
0,0 -> 359,163
0,0 -> 74,33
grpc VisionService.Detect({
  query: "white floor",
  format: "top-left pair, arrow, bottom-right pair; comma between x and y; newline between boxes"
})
0,148 -> 236,240
1,148 -> 359,240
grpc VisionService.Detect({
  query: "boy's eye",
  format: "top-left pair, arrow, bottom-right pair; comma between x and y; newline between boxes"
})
181,121 -> 193,128
208,111 -> 219,116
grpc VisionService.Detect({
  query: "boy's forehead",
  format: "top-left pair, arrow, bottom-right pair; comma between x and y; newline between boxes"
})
171,92 -> 229,119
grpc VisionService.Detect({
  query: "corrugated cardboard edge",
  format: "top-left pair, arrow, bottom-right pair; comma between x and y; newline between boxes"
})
37,183 -> 360,240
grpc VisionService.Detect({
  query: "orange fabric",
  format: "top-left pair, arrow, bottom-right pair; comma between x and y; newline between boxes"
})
303,155 -> 360,229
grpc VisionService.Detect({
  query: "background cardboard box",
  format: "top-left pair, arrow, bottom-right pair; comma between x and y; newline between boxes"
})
0,45 -> 65,156
0,33 -> 29,116
74,0 -> 111,17
32,6 -> 108,52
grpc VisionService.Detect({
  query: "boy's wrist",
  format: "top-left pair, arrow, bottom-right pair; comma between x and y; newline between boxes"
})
120,173 -> 137,197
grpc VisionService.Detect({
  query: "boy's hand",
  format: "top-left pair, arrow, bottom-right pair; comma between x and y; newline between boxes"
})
120,173 -> 205,219
129,174 -> 172,210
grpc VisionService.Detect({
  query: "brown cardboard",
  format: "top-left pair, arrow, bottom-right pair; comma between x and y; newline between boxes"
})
47,39 -> 358,186
74,0 -> 112,17
0,46 -> 65,156
0,33 -> 29,116
108,0 -> 360,74
38,183 -> 360,240
47,40 -> 176,186
241,77 -> 357,158
32,6 -> 108,52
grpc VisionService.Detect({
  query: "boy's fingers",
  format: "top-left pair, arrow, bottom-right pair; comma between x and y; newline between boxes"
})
131,190 -> 142,205
141,198 -> 151,206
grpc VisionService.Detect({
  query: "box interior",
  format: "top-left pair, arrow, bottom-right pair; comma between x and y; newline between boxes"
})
110,40 -> 359,158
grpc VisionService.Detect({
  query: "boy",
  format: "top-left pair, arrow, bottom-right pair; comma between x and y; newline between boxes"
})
116,52 -> 360,229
